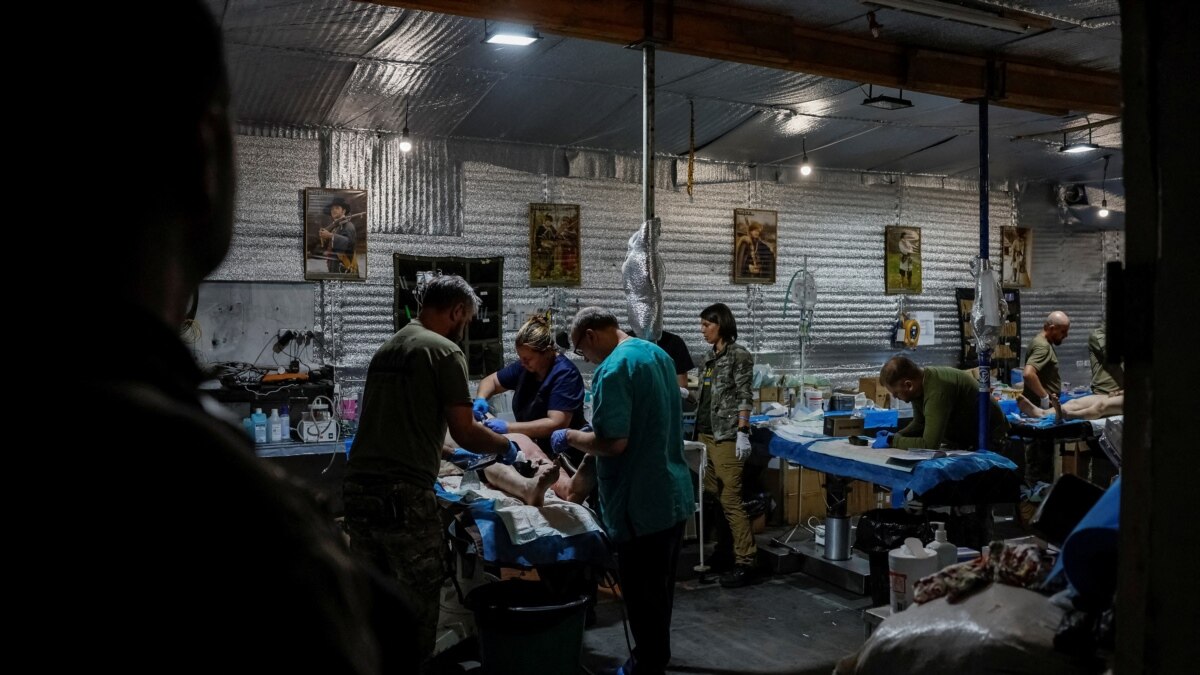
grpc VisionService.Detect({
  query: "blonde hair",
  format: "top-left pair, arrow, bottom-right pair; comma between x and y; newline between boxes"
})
516,315 -> 556,352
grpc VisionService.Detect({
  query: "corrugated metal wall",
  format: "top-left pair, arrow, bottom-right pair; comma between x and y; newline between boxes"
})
218,126 -> 1109,390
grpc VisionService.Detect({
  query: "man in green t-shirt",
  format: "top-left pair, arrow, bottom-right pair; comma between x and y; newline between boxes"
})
1023,311 -> 1071,416
554,307 -> 694,675
876,356 -> 1008,450
1018,326 -> 1124,421
343,275 -> 519,663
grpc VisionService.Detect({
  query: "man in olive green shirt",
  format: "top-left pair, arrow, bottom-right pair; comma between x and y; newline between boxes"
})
1023,311 -> 1071,415
878,356 -> 1008,450
343,275 -> 518,663
1018,325 -> 1123,421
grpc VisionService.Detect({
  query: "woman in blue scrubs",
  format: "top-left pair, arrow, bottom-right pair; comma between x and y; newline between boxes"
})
473,315 -> 586,457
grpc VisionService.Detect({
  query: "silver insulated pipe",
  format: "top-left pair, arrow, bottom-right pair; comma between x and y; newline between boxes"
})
624,28 -> 664,341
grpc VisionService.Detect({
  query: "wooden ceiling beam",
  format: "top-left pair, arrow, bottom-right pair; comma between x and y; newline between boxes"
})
361,0 -> 1120,115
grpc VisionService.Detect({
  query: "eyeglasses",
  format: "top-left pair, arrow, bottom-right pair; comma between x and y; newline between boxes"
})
572,330 -> 590,359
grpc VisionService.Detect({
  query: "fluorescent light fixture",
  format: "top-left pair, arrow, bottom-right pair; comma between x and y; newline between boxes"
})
1059,128 -> 1099,153
862,84 -> 913,110
863,0 -> 1037,33
484,21 -> 541,46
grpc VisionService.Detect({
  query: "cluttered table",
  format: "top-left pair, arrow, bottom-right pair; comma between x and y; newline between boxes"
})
767,429 -> 1020,508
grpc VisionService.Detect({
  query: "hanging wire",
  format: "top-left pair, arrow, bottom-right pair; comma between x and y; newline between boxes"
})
687,100 -> 696,198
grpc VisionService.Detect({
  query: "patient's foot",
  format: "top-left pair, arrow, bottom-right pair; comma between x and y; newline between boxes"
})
1016,395 -> 1046,418
522,461 -> 561,507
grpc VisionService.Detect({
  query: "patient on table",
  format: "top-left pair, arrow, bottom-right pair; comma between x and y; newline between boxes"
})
442,432 -> 594,507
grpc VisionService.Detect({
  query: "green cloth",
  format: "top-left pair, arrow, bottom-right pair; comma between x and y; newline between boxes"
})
346,319 -> 472,488
894,366 -> 1009,450
590,338 -> 694,542
1025,333 -> 1061,397
1088,327 -> 1124,395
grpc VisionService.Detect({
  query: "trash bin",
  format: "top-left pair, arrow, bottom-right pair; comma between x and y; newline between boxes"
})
854,509 -> 934,606
465,579 -> 590,674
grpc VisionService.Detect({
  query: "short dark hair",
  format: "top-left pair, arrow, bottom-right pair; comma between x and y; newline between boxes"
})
420,274 -> 481,313
570,307 -> 619,345
700,303 -> 738,342
879,355 -> 922,387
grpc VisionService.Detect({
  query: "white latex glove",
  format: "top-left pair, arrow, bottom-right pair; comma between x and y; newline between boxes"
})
679,387 -> 690,399
735,431 -> 752,461
1040,395 -> 1050,409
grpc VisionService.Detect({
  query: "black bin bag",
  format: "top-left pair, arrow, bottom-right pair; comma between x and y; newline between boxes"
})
854,509 -> 934,606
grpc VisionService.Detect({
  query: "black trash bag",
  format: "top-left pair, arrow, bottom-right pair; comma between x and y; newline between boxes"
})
855,509 -> 934,606
855,509 -> 935,553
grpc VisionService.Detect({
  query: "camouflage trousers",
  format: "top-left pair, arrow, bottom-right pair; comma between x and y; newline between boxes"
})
343,479 -> 446,660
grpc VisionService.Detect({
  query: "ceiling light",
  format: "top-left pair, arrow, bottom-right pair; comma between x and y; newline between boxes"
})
1098,201 -> 1109,218
399,98 -> 412,153
862,84 -> 913,110
1059,128 -> 1099,153
484,20 -> 541,46
800,138 -> 813,176
862,0 -> 1039,34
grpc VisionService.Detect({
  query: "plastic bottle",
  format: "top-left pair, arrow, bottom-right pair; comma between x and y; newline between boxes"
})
279,405 -> 291,442
242,417 -> 255,440
269,408 -> 282,443
251,408 -> 268,444
927,521 -> 957,569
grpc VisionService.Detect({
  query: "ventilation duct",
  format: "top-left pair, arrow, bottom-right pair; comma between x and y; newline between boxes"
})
1058,184 -> 1123,231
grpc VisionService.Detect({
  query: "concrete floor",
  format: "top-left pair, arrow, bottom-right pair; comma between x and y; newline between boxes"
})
581,529 -> 873,675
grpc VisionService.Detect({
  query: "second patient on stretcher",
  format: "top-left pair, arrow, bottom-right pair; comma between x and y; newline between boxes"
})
442,432 -> 595,507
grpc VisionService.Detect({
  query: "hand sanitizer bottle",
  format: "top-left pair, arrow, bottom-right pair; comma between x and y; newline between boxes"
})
279,405 -> 291,442
928,521 -> 957,569
269,408 -> 282,443
251,408 -> 268,444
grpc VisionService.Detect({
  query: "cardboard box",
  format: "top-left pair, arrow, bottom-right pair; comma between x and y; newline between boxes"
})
823,414 -> 864,437
759,386 -> 780,402
859,377 -> 892,409
767,464 -> 882,525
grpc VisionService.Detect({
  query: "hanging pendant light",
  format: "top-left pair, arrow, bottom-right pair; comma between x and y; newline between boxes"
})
399,98 -> 413,153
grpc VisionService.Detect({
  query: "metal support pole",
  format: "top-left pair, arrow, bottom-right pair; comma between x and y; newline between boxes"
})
642,43 -> 655,221
977,97 -> 991,453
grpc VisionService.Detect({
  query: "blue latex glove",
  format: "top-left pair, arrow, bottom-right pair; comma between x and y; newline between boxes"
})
472,398 -> 490,421
550,429 -> 572,457
483,418 -> 509,434
447,447 -> 484,469
498,440 -> 521,465
872,430 -> 894,449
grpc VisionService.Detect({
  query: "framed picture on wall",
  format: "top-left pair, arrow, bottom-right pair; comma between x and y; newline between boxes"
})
1001,226 -> 1033,288
885,225 -> 922,294
732,208 -> 777,284
304,188 -> 368,281
529,203 -> 581,287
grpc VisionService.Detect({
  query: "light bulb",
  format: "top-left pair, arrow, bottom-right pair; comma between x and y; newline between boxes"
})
399,129 -> 412,153
800,158 -> 812,176
1098,200 -> 1109,218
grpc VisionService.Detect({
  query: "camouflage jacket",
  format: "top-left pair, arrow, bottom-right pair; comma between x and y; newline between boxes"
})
702,340 -> 755,442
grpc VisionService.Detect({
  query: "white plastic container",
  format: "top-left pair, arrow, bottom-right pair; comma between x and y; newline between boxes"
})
927,521 -> 957,569
803,389 -> 823,413
888,537 -> 939,612
268,408 -> 282,443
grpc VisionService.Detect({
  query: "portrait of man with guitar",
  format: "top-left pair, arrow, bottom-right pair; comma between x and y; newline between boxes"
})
305,189 -> 366,280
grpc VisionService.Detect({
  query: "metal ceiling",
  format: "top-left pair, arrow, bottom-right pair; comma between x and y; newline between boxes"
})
213,0 -> 1123,189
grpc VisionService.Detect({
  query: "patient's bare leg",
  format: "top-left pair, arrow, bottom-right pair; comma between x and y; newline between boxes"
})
1016,394 -> 1048,418
1060,394 -> 1123,420
482,461 -> 560,507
